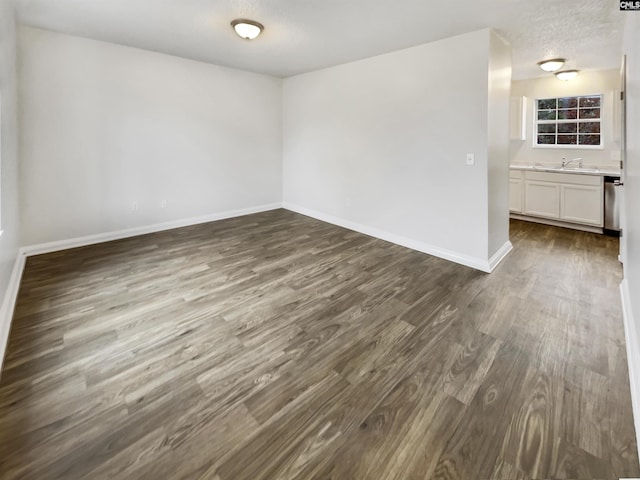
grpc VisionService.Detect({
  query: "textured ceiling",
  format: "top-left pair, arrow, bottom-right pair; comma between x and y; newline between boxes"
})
14,0 -> 625,79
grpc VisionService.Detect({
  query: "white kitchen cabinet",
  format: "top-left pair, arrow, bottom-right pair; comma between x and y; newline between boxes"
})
524,181 -> 560,218
560,184 -> 603,226
510,180 -> 523,213
509,170 -> 524,213
512,169 -> 604,228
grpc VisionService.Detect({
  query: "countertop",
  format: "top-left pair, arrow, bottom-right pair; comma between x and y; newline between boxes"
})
510,164 -> 621,177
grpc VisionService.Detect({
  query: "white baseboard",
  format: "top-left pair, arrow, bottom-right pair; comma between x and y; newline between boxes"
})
621,279 -> 640,464
488,240 -> 513,271
282,202 -> 508,273
0,250 -> 27,375
22,203 -> 282,256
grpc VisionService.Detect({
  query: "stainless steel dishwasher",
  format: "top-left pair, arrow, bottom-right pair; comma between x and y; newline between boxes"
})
604,176 -> 621,237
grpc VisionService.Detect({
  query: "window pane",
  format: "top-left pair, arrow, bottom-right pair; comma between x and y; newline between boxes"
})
558,97 -> 578,108
579,108 -> 600,119
558,123 -> 577,134
538,98 -> 557,109
557,135 -> 577,145
537,135 -> 556,145
558,109 -> 577,120
579,134 -> 601,145
538,124 -> 556,134
579,96 -> 601,108
535,95 -> 602,149
579,122 -> 601,134
538,110 -> 556,121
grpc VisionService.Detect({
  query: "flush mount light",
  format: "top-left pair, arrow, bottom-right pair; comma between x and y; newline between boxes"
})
537,58 -> 565,72
231,19 -> 264,40
555,70 -> 579,81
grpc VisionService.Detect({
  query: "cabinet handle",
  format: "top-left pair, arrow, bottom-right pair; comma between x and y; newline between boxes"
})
614,180 -> 624,186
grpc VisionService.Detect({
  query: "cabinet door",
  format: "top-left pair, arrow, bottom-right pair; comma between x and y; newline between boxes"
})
509,179 -> 523,213
560,184 -> 603,226
525,181 -> 560,218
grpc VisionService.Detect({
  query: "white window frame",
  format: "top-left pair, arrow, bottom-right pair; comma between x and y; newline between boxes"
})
533,94 -> 604,150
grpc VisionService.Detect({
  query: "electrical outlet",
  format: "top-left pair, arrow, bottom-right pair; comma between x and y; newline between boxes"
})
160,200 -> 167,209
131,201 -> 138,211
466,153 -> 475,166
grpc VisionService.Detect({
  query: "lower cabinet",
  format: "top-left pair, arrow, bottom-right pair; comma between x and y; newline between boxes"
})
509,170 -> 524,214
524,181 -> 560,218
511,169 -> 604,227
509,179 -> 523,213
560,184 -> 603,226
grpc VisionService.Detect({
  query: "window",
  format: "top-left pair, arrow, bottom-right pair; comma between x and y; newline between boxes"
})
535,95 -> 602,148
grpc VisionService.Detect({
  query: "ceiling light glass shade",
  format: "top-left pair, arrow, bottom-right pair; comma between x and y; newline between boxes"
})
555,70 -> 579,81
231,19 -> 264,40
537,58 -> 565,72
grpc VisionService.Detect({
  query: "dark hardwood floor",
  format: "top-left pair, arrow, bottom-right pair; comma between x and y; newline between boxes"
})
0,209 -> 637,479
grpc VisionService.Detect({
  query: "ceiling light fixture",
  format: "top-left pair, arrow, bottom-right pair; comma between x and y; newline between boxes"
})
231,19 -> 264,40
537,58 -> 565,72
555,70 -> 579,81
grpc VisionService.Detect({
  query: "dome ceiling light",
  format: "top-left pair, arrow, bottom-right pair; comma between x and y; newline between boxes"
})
537,58 -> 565,72
231,19 -> 264,40
555,70 -> 579,81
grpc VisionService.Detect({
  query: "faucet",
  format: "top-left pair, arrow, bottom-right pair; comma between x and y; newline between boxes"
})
562,157 -> 583,168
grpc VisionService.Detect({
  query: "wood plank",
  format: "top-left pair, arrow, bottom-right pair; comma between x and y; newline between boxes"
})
0,211 -> 635,479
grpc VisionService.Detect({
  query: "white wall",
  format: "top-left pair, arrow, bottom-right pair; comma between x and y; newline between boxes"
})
510,69 -> 621,169
624,16 -> 640,330
19,27 -> 283,246
283,29 -> 511,270
620,13 -> 640,460
0,2 -> 22,344
487,32 -> 512,257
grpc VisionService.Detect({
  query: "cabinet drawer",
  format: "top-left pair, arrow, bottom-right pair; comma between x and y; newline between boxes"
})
525,171 -> 602,186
